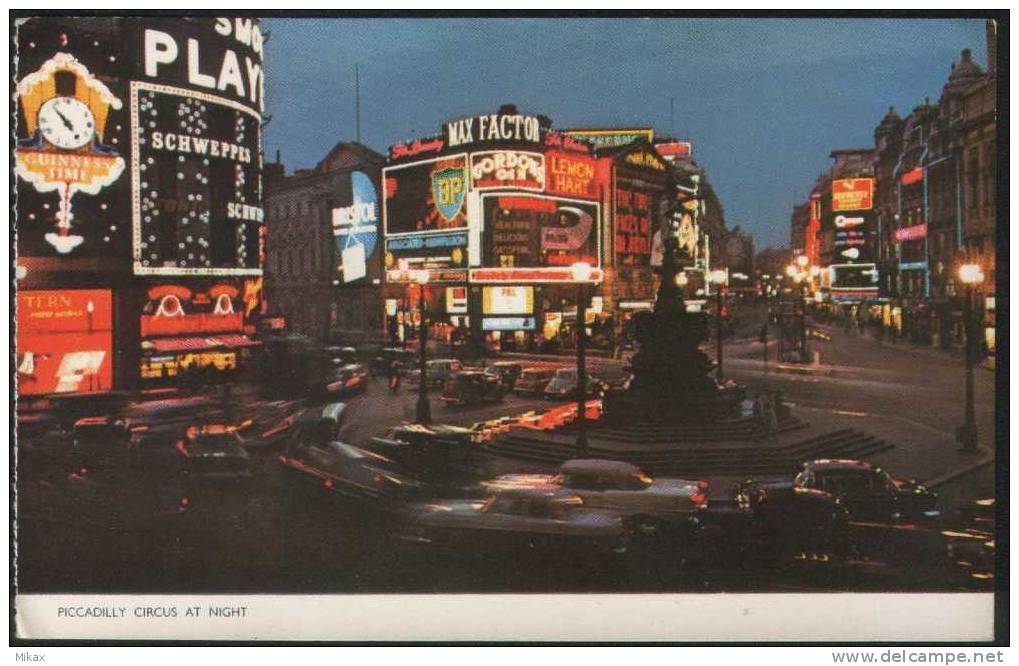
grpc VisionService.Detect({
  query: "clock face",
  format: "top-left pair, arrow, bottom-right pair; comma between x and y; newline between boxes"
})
38,96 -> 96,150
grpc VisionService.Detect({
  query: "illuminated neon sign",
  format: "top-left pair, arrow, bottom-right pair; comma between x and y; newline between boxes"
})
14,54 -> 126,254
445,112 -> 543,149
470,151 -> 545,191
17,289 -> 113,395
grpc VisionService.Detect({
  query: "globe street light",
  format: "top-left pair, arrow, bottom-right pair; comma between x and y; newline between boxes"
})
709,269 -> 728,382
957,263 -> 984,452
571,261 -> 594,454
413,269 -> 432,424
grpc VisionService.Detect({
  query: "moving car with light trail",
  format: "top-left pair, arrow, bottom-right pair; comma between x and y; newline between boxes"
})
695,481 -> 851,567
279,436 -> 421,505
793,459 -> 939,523
484,459 -> 708,535
324,363 -> 369,397
394,488 -> 630,558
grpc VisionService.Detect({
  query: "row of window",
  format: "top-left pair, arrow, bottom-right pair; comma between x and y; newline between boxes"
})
270,199 -> 317,221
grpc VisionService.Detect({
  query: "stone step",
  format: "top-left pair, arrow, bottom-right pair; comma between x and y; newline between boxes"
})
481,428 -> 892,477
487,427 -> 861,460
554,417 -> 808,442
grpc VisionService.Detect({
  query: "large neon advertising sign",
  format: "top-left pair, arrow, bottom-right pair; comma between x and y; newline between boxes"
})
17,289 -> 114,395
479,193 -> 600,281
140,283 -> 244,337
14,54 -> 126,255
383,154 -> 469,235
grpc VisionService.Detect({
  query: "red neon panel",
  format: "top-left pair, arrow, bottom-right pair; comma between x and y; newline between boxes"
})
17,289 -> 113,395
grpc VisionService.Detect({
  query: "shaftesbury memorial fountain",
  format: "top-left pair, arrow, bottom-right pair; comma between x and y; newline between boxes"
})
480,198 -> 893,478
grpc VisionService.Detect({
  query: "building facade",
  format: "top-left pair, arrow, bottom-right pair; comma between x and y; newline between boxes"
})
789,26 -> 997,352
15,17 -> 266,394
263,142 -> 386,343
378,108 -> 730,354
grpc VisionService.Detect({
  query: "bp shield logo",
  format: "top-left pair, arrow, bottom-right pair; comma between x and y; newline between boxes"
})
431,166 -> 466,222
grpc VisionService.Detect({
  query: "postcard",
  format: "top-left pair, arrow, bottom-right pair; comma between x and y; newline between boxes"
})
11,12 -> 1002,644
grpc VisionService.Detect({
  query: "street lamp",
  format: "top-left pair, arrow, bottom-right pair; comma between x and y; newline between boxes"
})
674,271 -> 688,288
957,263 -> 984,452
794,272 -> 808,361
86,299 -> 95,391
709,269 -> 728,382
571,261 -> 594,455
413,269 -> 432,424
796,254 -> 809,269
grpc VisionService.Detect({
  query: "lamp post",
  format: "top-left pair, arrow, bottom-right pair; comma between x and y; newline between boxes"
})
413,269 -> 432,424
709,269 -> 728,382
86,299 -> 95,391
957,263 -> 984,452
571,261 -> 594,455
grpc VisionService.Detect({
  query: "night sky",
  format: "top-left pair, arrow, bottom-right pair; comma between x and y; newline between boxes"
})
262,17 -> 988,249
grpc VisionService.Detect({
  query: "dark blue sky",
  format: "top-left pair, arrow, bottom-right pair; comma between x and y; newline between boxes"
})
262,17 -> 988,249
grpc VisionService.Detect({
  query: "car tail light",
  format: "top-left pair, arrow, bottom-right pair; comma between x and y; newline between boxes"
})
323,479 -> 333,489
697,480 -> 709,491
690,492 -> 707,507
179,496 -> 191,509
78,467 -> 88,476
372,473 -> 384,485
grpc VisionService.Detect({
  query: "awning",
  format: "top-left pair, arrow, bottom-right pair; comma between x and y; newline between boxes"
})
143,334 -> 262,353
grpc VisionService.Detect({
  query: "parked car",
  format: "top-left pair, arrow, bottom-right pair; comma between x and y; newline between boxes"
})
484,361 -> 523,389
695,481 -> 852,567
513,367 -> 556,397
394,488 -> 631,558
793,459 -> 940,523
324,363 -> 369,396
484,459 -> 707,535
441,371 -> 506,407
543,367 -> 607,400
406,359 -> 463,389
175,425 -> 252,480
369,347 -> 416,377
